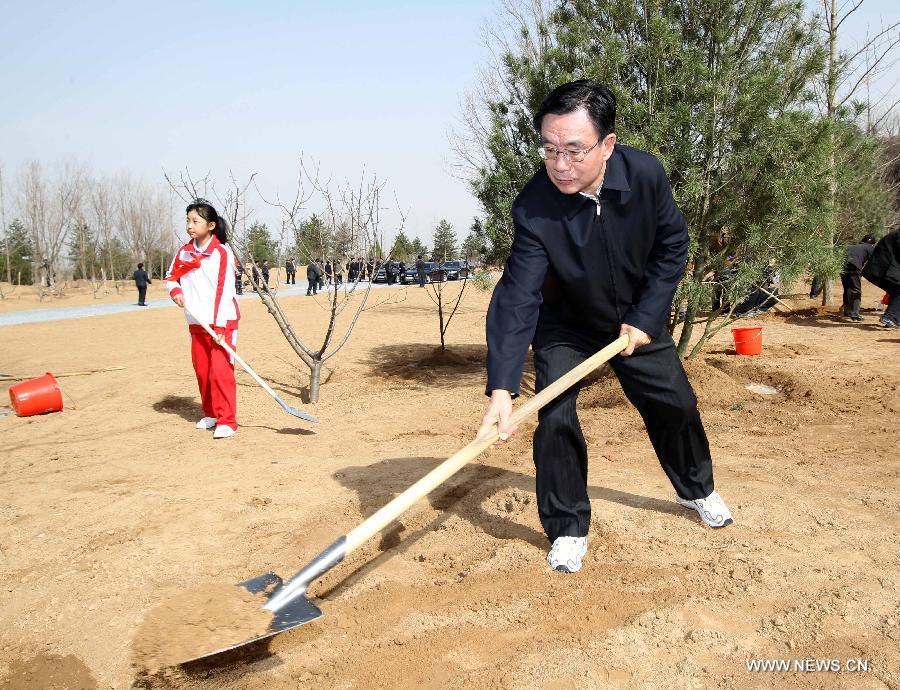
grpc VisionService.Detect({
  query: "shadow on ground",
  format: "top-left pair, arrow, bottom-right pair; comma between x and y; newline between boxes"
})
366,343 -> 487,385
153,395 -> 204,423
778,307 -> 887,331
319,455 -> 693,600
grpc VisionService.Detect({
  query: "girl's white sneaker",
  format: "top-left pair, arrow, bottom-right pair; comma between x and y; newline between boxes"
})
196,417 -> 217,430
213,425 -> 236,439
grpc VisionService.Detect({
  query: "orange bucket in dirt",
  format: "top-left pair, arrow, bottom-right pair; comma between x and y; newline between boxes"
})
731,326 -> 763,355
8,372 -> 63,416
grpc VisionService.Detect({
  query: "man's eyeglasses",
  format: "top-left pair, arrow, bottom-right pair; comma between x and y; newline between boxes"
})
538,140 -> 601,163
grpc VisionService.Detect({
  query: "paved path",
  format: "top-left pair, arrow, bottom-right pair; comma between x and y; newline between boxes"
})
0,282 -> 398,327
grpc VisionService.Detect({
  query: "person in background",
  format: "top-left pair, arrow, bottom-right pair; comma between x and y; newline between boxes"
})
306,259 -> 322,296
132,262 -> 151,306
285,257 -> 296,285
261,259 -> 270,288
234,261 -> 244,295
841,235 -> 876,321
416,255 -> 427,287
863,224 -> 900,329
334,259 -> 344,286
165,199 -> 240,440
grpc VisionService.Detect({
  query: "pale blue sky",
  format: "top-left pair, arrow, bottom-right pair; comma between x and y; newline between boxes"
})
1,0 -> 897,249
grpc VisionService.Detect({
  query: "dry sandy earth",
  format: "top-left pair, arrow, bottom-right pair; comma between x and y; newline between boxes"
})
0,279 -> 897,689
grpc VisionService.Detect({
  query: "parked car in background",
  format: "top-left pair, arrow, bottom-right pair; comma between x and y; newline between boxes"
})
373,265 -> 388,283
402,261 -> 443,284
439,260 -> 471,280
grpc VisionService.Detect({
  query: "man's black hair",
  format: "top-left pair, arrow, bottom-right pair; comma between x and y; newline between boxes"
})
861,234 -> 876,244
533,79 -> 616,139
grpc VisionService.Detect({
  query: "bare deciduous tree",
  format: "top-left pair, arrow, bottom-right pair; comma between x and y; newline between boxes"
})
166,161 -> 388,403
424,270 -> 470,352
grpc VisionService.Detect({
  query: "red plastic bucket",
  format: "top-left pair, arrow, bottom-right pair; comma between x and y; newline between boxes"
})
8,372 -> 63,416
731,326 -> 763,355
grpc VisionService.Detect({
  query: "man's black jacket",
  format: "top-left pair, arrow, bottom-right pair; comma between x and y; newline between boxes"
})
132,269 -> 151,287
862,229 -> 900,293
486,144 -> 688,396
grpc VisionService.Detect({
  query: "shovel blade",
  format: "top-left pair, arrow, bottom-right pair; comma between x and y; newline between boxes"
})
280,400 -> 319,423
178,572 -> 323,665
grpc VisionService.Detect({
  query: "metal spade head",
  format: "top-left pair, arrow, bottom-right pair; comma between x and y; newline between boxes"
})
279,400 -> 319,423
178,572 -> 323,664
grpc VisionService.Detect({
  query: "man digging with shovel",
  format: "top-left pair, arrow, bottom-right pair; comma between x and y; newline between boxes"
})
481,80 -> 733,574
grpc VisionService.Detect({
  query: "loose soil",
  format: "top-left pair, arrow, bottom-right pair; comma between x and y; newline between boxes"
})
131,584 -> 273,674
0,279 -> 897,689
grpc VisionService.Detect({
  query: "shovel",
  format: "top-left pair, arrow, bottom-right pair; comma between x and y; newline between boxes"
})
182,334 -> 629,663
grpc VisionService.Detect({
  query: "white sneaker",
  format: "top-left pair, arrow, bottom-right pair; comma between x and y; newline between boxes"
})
676,490 -> 734,527
196,417 -> 217,430
213,425 -> 236,439
547,536 -> 588,573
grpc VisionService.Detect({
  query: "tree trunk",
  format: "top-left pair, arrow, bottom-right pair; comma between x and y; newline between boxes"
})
0,167 -> 9,285
823,0 -> 838,306
309,359 -> 323,403
676,255 -> 710,357
438,295 -> 446,351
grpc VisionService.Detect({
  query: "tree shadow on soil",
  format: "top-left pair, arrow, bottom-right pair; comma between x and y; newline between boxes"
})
153,395 -> 315,435
778,308 -> 887,331
366,343 -> 486,385
319,455 -> 688,600
236,370 -> 332,405
366,344 -> 538,395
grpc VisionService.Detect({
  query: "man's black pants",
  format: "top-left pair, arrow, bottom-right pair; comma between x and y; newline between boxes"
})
841,270 -> 862,317
137,285 -> 147,305
533,332 -> 714,542
306,279 -> 317,295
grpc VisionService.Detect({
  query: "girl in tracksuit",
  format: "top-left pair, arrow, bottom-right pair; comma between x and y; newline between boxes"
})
165,200 -> 241,439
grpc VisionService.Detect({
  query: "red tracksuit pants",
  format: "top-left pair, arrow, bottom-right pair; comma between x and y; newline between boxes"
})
189,324 -> 238,430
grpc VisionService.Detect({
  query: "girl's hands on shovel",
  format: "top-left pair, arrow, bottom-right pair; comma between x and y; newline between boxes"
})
479,389 -> 517,443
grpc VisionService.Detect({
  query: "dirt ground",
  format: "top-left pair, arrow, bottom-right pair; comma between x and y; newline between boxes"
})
0,279 -> 897,689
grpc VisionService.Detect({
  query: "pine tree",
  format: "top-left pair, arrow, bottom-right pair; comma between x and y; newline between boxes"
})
461,217 -> 489,263
0,219 -> 34,285
409,238 -> 429,259
245,222 -> 278,264
458,0 -> 874,356
432,219 -> 457,262
390,230 -> 414,261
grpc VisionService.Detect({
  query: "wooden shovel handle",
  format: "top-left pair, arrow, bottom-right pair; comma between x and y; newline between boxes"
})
344,334 -> 629,553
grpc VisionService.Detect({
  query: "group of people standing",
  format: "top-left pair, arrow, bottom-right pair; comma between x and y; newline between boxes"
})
840,228 -> 900,328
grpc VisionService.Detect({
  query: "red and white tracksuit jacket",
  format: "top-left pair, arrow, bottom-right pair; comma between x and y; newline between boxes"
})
166,237 -> 241,429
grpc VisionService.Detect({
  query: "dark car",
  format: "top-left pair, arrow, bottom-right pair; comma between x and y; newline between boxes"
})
439,260 -> 471,280
402,261 -> 441,284
374,261 -> 405,284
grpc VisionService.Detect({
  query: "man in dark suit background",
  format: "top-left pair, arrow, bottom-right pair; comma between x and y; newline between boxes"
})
132,262 -> 151,306
480,80 -> 732,574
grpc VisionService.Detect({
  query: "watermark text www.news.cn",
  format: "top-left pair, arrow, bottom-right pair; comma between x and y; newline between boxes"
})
746,658 -> 870,673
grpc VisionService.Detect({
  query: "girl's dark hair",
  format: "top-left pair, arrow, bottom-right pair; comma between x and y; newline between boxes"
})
186,199 -> 229,243
533,79 -> 616,139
